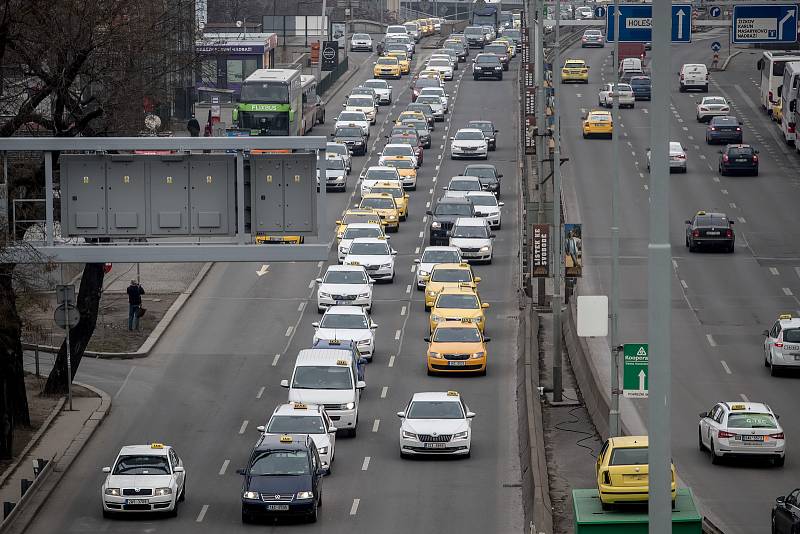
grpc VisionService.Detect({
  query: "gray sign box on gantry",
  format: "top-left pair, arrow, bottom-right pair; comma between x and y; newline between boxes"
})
189,155 -> 236,235
251,155 -> 285,233
149,157 -> 190,235
106,156 -> 147,235
250,152 -> 316,235
61,155 -> 107,236
283,153 -> 315,233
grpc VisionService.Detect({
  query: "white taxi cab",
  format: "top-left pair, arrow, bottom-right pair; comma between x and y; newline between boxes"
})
698,401 -> 785,466
259,403 -> 337,474
101,443 -> 186,517
397,391 -> 475,458
763,313 -> 800,376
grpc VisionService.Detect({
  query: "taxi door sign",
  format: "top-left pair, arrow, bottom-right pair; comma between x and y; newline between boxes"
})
622,343 -> 648,398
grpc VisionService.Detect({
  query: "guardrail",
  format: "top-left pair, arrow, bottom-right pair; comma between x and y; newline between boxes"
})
319,55 -> 350,95
1,457 -> 54,530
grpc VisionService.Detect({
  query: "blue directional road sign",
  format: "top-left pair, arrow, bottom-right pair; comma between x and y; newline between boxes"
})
732,4 -> 798,44
606,4 -> 693,43
594,5 -> 606,18
709,6 -> 722,18
711,41 -> 721,51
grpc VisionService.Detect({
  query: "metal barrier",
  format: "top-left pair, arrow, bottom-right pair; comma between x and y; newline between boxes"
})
319,55 -> 350,95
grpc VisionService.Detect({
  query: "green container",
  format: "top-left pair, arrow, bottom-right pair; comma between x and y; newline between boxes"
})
573,488 -> 703,534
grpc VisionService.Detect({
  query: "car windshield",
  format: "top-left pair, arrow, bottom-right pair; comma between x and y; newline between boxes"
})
292,365 -> 353,390
444,42 -> 463,51
342,227 -> 382,240
267,415 -> 326,434
364,80 -> 387,89
565,61 -> 584,68
351,88 -> 374,96
450,179 -> 481,191
727,147 -> 754,157
408,104 -> 432,114
476,55 -> 500,65
431,268 -> 471,282
468,195 -> 498,207
336,127 -> 362,137
343,213 -> 378,225
453,224 -> 488,238
610,447 -> 648,466
389,52 -> 408,60
465,26 -> 484,36
468,122 -> 493,133
704,97 -> 727,105
353,33 -> 370,39
585,30 -> 601,36
377,57 -> 398,66
615,83 -> 632,92
727,413 -> 777,429
320,313 -> 369,329
485,45 -> 507,55
249,450 -> 310,475
349,241 -> 390,255
384,146 -> 412,157
327,158 -> 345,170
389,136 -> 415,146
372,186 -> 403,198
435,203 -> 472,216
630,77 -> 651,86
695,215 -> 728,226
456,130 -> 484,140
422,250 -> 460,263
417,96 -> 439,105
113,455 -> 171,475
348,97 -> 373,107
589,113 -> 610,122
405,119 -> 428,129
465,166 -> 495,179
324,269 -> 368,284
339,113 -> 365,122
436,293 -> 479,309
327,144 -> 347,156
407,400 -> 464,419
415,78 -> 440,89
433,327 -> 482,342
711,117 -> 738,126
429,59 -> 450,66
361,196 -> 396,209
384,159 -> 414,169
420,88 -> 444,96
365,169 -> 398,180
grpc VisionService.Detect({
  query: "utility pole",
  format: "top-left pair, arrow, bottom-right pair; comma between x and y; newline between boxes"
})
534,0 -> 546,307
609,0 -> 621,437
551,0 -> 563,402
648,0 -> 672,531
317,0 -> 328,83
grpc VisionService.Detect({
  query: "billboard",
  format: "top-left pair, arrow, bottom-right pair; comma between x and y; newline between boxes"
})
532,224 -> 550,277
564,223 -> 582,278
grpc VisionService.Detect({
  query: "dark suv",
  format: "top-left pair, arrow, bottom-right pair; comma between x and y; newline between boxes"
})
464,26 -> 486,49
706,116 -> 743,145
718,144 -> 758,176
427,197 -> 475,245
239,434 -> 325,524
331,126 -> 367,155
629,76 -> 651,100
473,54 -> 503,80
685,211 -> 735,253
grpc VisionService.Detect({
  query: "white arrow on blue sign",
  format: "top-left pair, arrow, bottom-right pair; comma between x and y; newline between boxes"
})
594,5 -> 606,18
711,41 -> 721,51
606,4 -> 693,43
732,4 -> 798,44
709,6 -> 721,18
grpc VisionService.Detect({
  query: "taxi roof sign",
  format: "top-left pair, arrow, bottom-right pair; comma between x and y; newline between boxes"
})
780,313 -> 793,320
697,210 -> 706,215
336,359 -> 349,366
150,443 -> 165,449
292,402 -> 308,409
279,435 -> 293,443
731,403 -> 746,410
446,390 -> 459,396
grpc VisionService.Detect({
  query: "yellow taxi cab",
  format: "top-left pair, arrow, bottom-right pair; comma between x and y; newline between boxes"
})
595,435 -> 676,510
425,322 -> 489,376
382,156 -> 418,190
561,58 -> 590,83
386,50 -> 411,74
495,36 -> 516,57
359,192 -> 401,232
336,208 -> 384,240
396,110 -> 426,125
418,19 -> 431,36
374,56 -> 402,79
255,234 -> 304,244
425,262 -> 480,310
370,180 -> 409,220
582,109 -> 613,139
429,286 -> 489,334
416,69 -> 442,82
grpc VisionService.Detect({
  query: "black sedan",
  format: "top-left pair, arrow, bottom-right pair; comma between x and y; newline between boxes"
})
330,126 -> 367,156
718,144 -> 759,176
773,489 -> 800,533
706,116 -> 743,145
685,211 -> 735,253
463,163 -> 503,197
467,120 -> 499,151
472,54 -> 503,80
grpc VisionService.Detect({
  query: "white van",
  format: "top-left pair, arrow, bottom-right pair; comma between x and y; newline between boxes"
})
281,348 -> 365,437
386,25 -> 408,37
619,57 -> 643,75
679,63 -> 709,92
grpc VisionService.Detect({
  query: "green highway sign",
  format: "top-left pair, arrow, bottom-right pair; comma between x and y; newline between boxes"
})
622,343 -> 648,398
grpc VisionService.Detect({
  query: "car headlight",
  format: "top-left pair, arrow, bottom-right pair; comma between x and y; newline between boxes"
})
357,292 -> 371,299
431,314 -> 442,322
431,221 -> 441,229
480,246 -> 490,252
453,431 -> 469,440
345,402 -> 355,410
472,351 -> 485,359
319,292 -> 331,299
428,351 -> 440,358
495,66 -> 501,70
419,270 -> 430,277
357,339 -> 371,346
317,446 -> 329,455
388,215 -> 397,220
427,290 -> 437,296
104,488 -> 121,496
154,487 -> 172,496
243,491 -> 260,500
354,140 -> 364,145
297,491 -> 315,500
402,430 -> 418,439
380,263 -> 393,269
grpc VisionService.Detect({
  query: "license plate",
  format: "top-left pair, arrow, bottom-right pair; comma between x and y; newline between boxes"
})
740,435 -> 764,441
335,300 -> 348,305
706,231 -> 720,236
423,442 -> 448,448
449,361 -> 467,366
736,158 -> 748,162
267,504 -> 290,511
623,474 -> 646,482
126,499 -> 149,505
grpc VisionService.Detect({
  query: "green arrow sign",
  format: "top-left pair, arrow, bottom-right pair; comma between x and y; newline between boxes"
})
622,343 -> 648,398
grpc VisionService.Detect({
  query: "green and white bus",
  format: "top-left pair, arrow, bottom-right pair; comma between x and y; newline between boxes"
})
233,68 -> 303,136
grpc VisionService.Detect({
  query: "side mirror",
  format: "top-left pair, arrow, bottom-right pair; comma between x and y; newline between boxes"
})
466,411 -> 476,418
389,85 -> 393,88
699,411 -> 708,418
329,133 -> 335,138
490,234 -> 496,238
414,258 -> 421,263
426,210 -> 433,215
396,411 -> 406,418
335,220 -> 342,225
484,336 -> 491,342
329,426 -> 338,433
342,103 -> 347,106
450,136 -> 455,140
102,466 -> 111,473
174,466 -> 185,473
356,380 -> 366,389
315,278 -> 322,283
498,201 -> 505,206
312,321 -> 320,328
482,302 -> 490,309
474,276 -> 481,283
371,322 -> 379,329
776,496 -> 786,505
280,379 -> 289,388
236,468 -> 247,475
755,149 -> 760,154
391,250 -> 398,255
729,220 -> 734,225
256,425 -> 266,432
718,150 -> 723,154
763,329 -> 770,336
424,336 -> 431,342
684,220 -> 692,225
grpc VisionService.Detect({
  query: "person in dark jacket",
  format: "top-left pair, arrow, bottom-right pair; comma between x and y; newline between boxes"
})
187,115 -> 201,137
127,280 -> 145,331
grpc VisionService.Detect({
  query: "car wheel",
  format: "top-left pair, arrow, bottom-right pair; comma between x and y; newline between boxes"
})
348,425 -> 357,438
753,169 -> 759,176
179,481 -> 186,502
424,304 -> 431,312
697,115 -> 702,122
318,492 -> 323,507
698,428 -> 706,451
689,241 -> 697,253
582,132 -> 588,139
710,441 -> 720,464
600,501 -> 612,511
765,350 -> 771,367
307,502 -> 318,523
102,509 -> 114,519
241,511 -> 252,524
169,499 -> 180,517
400,450 -> 411,459
727,243 -> 735,253
775,455 -> 786,467
679,85 -> 686,93
770,362 -> 780,377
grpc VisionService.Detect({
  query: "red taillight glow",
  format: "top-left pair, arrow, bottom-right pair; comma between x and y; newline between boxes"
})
722,154 -> 729,162
718,430 -> 735,439
692,229 -> 700,237
753,155 -> 758,162
736,127 -> 741,131
770,432 -> 785,440
710,127 -> 716,131
775,341 -> 784,348
677,154 -> 686,159
726,229 -> 733,238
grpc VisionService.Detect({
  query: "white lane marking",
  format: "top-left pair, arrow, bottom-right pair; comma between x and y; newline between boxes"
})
406,284 -> 412,294
429,188 -> 434,194
308,280 -> 315,288
411,265 -> 416,273
729,203 -> 737,209
372,419 -> 381,432
643,184 -> 649,190
738,217 -> 746,223
285,326 -> 293,337
256,386 -> 265,399
721,189 -> 728,195
643,108 -> 649,114
395,329 -> 401,340
418,231 -> 424,238
388,355 -> 396,367
297,301 -> 306,312
720,360 -> 732,374
694,145 -> 700,150
272,354 -> 281,366
115,366 -> 136,399
219,459 -> 230,475
699,154 -> 706,160
350,498 -> 360,515
415,246 -> 420,254
687,135 -> 694,140
576,93 -> 582,98
440,144 -> 444,150
381,386 -> 389,398
435,165 -> 441,172
631,151 -> 636,156
784,287 -> 794,296
706,334 -> 717,347
422,216 -> 428,223
672,259 -> 679,269
401,305 -> 407,316
682,126 -> 689,131
317,261 -> 324,268
740,393 -> 749,402
639,172 -> 644,179
680,279 -> 688,289
712,176 -> 720,182
426,201 -> 431,208
795,267 -> 800,280
196,504 -> 209,522
770,267 -> 779,276
362,456 -> 371,471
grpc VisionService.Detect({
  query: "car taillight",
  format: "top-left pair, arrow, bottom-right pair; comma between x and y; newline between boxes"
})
692,229 -> 700,237
753,155 -> 758,162
770,432 -> 785,440
718,430 -> 735,439
680,73 -> 684,80
775,341 -> 784,348
722,154 -> 728,162
726,229 -> 733,238
677,154 -> 686,159
789,123 -> 796,133
736,127 -> 741,131
699,106 -> 708,111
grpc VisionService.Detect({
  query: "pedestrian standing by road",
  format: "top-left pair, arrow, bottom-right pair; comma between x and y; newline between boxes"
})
127,280 -> 145,331
187,115 -> 201,137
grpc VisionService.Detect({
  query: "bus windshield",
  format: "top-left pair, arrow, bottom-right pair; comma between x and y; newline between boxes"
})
238,112 -> 290,135
240,82 -> 289,103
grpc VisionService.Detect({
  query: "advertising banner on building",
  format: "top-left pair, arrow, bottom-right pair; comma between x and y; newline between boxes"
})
532,224 -> 550,277
564,223 -> 582,278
